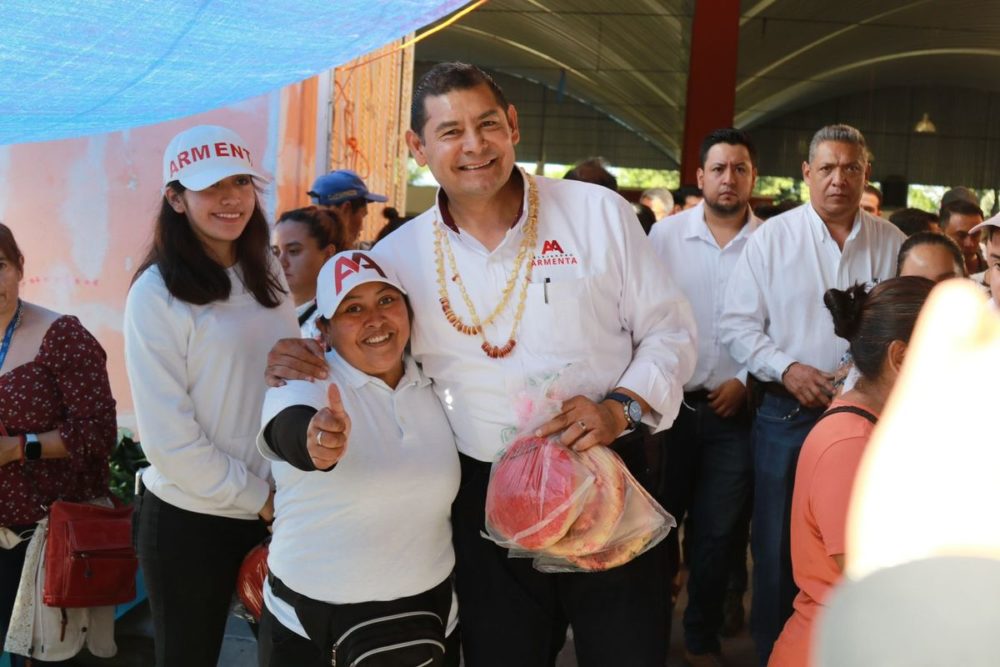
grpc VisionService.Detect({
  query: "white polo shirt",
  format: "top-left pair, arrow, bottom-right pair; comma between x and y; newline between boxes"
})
258,352 -> 460,635
720,203 -> 905,381
649,202 -> 761,392
373,172 -> 698,461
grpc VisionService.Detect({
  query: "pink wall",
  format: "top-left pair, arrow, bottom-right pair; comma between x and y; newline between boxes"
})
1,94 -> 284,431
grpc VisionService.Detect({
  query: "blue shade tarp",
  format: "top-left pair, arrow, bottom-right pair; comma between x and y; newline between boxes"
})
0,0 -> 468,145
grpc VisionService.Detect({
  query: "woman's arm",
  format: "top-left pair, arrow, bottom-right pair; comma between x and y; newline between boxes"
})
124,275 -> 270,516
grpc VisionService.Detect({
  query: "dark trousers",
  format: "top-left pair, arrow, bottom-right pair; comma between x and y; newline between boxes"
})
0,532 -> 66,667
452,448 -> 668,667
664,398 -> 753,655
137,490 -> 268,667
749,393 -> 823,666
258,578 -> 460,667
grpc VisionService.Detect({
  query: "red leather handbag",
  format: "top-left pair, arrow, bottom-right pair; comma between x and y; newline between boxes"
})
42,500 -> 138,608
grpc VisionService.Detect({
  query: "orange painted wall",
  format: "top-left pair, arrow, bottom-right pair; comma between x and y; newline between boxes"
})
1,86 -> 319,432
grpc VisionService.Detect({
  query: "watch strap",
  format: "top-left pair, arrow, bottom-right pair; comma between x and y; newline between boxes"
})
605,392 -> 640,430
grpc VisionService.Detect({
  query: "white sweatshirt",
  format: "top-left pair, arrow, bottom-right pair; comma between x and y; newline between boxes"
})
124,263 -> 298,519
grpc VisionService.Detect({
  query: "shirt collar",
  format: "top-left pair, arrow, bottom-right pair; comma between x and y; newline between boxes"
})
294,299 -> 316,318
806,203 -> 863,243
435,168 -> 526,234
326,349 -> 429,391
681,201 -> 759,245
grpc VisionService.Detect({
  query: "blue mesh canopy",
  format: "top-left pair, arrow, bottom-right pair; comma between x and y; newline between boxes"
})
0,0 -> 467,145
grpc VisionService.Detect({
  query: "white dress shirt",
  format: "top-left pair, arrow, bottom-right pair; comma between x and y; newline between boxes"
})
720,203 -> 905,382
258,353 -> 460,635
649,202 -> 761,392
374,173 -> 698,461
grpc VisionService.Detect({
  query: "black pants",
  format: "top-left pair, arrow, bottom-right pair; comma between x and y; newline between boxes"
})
137,490 -> 268,667
0,531 -> 67,667
257,577 -> 460,667
453,447 -> 668,667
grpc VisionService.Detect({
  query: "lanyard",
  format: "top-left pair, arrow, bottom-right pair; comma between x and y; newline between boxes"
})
0,299 -> 23,371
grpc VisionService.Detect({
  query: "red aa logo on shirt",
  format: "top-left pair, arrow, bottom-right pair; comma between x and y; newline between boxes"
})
541,239 -> 565,255
334,253 -> 387,294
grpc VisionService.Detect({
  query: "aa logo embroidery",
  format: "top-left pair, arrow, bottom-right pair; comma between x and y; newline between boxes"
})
533,239 -> 579,267
334,253 -> 387,293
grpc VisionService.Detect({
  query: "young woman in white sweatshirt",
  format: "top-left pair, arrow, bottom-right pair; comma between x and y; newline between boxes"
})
124,125 -> 298,667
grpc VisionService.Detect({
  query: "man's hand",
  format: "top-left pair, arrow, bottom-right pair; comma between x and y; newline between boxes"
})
266,337 -> 327,387
782,362 -> 835,408
708,378 -> 746,418
306,384 -> 351,469
535,395 -> 627,452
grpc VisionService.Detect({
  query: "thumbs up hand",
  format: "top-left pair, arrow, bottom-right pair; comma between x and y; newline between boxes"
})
307,383 -> 351,471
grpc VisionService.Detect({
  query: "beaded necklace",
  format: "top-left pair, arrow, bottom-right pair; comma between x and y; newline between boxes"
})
434,171 -> 539,359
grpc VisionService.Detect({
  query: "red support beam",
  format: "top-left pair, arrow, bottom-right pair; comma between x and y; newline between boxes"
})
680,0 -> 741,185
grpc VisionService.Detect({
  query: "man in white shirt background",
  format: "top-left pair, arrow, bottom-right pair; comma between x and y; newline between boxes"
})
719,124 -> 905,665
649,128 -> 761,667
268,62 -> 697,667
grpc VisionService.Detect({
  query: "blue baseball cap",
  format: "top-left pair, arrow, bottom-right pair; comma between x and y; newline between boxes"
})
307,170 -> 388,206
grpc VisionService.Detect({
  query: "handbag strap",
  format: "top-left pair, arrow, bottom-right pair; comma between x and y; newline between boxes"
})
817,405 -> 878,425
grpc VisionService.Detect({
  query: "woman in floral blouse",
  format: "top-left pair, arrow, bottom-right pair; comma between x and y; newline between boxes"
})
0,223 -> 117,664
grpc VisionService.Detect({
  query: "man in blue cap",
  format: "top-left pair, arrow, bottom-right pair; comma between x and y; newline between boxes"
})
307,169 -> 388,248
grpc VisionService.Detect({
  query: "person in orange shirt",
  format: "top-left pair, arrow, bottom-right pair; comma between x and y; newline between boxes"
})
769,276 -> 934,667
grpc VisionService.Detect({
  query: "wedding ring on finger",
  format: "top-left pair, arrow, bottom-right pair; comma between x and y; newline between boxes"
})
318,431 -> 325,446
577,420 -> 588,432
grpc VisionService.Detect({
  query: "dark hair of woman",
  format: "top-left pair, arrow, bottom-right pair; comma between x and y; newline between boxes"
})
133,182 -> 285,307
0,222 -> 24,273
895,231 -> 967,277
823,276 -> 935,378
276,206 -> 347,254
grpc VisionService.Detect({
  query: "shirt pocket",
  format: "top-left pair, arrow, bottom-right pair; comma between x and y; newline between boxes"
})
517,274 -> 606,357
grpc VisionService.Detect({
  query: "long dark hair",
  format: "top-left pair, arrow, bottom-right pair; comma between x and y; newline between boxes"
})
133,182 -> 285,307
824,276 -> 934,379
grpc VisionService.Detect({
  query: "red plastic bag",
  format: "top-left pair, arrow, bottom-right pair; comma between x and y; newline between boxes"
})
236,541 -> 269,622
483,367 -> 675,573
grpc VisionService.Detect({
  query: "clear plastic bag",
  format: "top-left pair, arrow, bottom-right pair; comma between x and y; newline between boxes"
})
483,366 -> 676,573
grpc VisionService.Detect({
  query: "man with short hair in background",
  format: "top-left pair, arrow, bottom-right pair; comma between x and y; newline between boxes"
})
641,187 -> 675,221
720,124 -> 905,665
308,169 -> 388,248
940,199 -> 986,275
860,184 -> 882,217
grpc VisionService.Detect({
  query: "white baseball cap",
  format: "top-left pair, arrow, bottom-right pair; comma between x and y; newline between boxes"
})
970,212 -> 1000,235
162,125 -> 270,191
316,251 -> 407,319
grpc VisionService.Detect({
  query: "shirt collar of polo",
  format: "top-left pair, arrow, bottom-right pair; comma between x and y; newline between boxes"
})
327,350 -> 429,391
434,167 -> 527,235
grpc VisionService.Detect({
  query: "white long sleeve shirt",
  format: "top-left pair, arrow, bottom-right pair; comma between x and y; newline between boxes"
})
720,203 -> 905,382
374,173 -> 698,462
649,202 -> 761,392
124,264 -> 298,518
258,353 -> 459,635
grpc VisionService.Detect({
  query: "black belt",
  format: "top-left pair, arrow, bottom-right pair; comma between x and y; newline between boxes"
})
268,572 -> 304,608
684,389 -> 712,403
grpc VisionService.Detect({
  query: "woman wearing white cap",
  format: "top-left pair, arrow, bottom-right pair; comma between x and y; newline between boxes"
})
257,250 -> 460,666
123,125 -> 298,666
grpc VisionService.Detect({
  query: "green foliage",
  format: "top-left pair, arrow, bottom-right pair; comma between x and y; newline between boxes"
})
907,184 -> 945,213
613,168 -> 680,190
109,428 -> 148,505
754,176 -> 804,203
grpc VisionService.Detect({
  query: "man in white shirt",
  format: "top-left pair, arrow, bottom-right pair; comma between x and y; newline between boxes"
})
649,128 -> 761,667
268,62 -> 697,667
719,124 -> 905,665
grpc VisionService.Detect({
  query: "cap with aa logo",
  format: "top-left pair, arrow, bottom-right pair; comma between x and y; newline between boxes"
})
316,251 -> 407,318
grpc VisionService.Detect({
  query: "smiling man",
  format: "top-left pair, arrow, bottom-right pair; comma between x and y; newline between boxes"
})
719,124 -> 905,665
374,62 -> 696,666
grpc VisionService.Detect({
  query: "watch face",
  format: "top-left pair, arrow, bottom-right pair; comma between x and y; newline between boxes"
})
627,401 -> 642,425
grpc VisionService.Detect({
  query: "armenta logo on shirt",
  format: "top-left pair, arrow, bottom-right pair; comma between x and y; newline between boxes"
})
532,239 -> 579,267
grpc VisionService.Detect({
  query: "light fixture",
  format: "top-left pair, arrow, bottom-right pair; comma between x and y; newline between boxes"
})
914,112 -> 937,134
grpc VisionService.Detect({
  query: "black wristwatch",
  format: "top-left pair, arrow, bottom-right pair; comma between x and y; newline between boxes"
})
605,392 -> 642,432
23,433 -> 41,461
